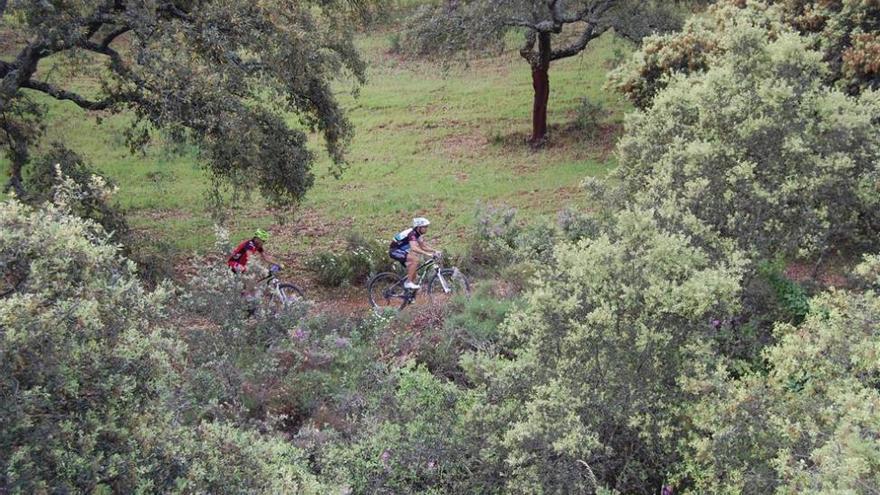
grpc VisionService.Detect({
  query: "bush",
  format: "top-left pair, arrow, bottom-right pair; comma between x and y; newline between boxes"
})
557,207 -> 600,242
678,261 -> 880,493
461,209 -> 746,494
319,364 -> 484,495
306,252 -> 353,287
610,0 -> 880,108
611,19 -> 880,267
0,190 -> 331,492
22,143 -> 176,285
0,196 -> 181,492
571,97 -> 605,139
306,233 -> 395,287
459,203 -> 562,275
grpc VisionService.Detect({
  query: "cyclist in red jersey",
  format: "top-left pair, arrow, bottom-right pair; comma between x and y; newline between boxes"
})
228,229 -> 279,273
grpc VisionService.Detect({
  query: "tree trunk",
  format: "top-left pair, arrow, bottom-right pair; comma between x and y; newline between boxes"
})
529,32 -> 552,148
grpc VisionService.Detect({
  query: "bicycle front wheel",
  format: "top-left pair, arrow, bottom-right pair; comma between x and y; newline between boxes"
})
368,272 -> 409,313
262,283 -> 305,316
427,268 -> 470,306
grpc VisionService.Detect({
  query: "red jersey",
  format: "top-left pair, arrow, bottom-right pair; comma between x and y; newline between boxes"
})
228,239 -> 263,268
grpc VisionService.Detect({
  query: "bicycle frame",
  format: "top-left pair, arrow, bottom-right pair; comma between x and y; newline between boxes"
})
255,270 -> 284,300
401,258 -> 452,301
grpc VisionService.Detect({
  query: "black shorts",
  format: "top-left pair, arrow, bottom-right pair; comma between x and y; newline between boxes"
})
389,248 -> 409,266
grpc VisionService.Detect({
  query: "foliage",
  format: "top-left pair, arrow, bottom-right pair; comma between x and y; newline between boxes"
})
398,0 -> 684,143
319,364 -> 483,495
21,143 -> 176,284
609,22 -> 880,265
0,189 -> 334,492
306,232 -> 396,287
462,209 -> 745,493
0,193 -> 182,492
610,0 -> 880,107
557,207 -> 601,242
758,260 -> 810,323
678,261 -> 880,493
0,0 -> 378,205
23,143 -> 128,237
460,203 -> 565,274
571,97 -> 606,139
306,252 -> 355,288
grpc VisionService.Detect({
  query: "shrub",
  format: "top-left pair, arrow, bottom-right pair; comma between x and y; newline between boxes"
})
0,196 -> 180,492
319,364 -> 484,494
306,252 -> 353,287
23,143 -> 176,285
571,97 -> 605,139
0,188 -> 333,492
459,203 -> 562,274
557,207 -> 600,242
306,233 -> 396,287
678,261 -> 880,493
610,0 -> 880,108
462,209 -> 746,494
345,232 -> 397,284
23,143 -> 129,237
611,20 -> 880,267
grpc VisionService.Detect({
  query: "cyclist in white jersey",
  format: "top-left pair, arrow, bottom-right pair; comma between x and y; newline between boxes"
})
388,217 -> 441,289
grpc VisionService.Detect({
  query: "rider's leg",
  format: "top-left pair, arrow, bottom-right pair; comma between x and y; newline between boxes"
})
406,251 -> 419,285
231,263 -> 256,300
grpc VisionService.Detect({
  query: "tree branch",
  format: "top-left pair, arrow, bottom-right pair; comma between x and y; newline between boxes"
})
519,29 -> 537,64
21,79 -> 116,110
550,23 -> 608,61
505,17 -> 538,30
99,26 -> 130,48
158,2 -> 195,23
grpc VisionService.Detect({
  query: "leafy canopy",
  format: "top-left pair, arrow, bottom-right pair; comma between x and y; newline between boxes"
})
606,14 -> 880,264
0,0 -> 374,205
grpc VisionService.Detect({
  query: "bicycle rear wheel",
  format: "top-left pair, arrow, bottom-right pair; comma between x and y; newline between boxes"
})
368,272 -> 409,313
427,268 -> 470,306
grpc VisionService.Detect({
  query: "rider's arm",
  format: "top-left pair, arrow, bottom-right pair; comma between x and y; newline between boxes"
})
259,251 -> 280,267
415,239 -> 438,255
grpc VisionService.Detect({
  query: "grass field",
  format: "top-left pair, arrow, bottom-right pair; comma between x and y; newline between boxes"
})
4,24 -> 632,263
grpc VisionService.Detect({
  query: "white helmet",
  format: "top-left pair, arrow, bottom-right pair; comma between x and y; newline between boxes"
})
413,217 -> 431,228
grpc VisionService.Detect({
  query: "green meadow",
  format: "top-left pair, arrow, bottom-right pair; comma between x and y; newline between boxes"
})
7,28 -> 632,259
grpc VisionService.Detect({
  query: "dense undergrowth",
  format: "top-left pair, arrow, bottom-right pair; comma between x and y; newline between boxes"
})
4,1 -> 880,494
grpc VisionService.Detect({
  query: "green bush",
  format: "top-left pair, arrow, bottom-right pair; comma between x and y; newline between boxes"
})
571,97 -> 605,139
678,261 -> 880,493
610,0 -> 880,107
461,208 -> 746,494
319,364 -> 484,495
0,190 -> 330,492
610,16 -> 880,266
306,252 -> 353,287
459,203 -> 561,275
306,233 -> 396,287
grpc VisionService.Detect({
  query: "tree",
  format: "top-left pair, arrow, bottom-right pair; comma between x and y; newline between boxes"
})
0,179 -> 330,492
676,256 -> 880,493
0,0 -> 374,205
606,15 -> 880,267
610,0 -> 880,108
401,0 -> 683,147
462,209 -> 744,493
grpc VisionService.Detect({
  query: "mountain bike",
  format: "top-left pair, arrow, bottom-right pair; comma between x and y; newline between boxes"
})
251,265 -> 305,316
367,255 -> 469,313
